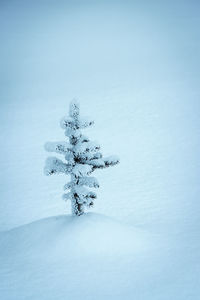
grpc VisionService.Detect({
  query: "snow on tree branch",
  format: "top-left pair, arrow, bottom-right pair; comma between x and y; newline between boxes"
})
72,164 -> 93,177
79,152 -> 102,161
44,157 -> 71,175
104,155 -> 120,167
63,177 -> 99,190
85,158 -> 105,168
78,117 -> 94,129
60,116 -> 94,130
44,100 -> 119,216
69,99 -> 80,119
74,141 -> 100,155
64,127 -> 81,138
73,186 -> 97,206
44,141 -> 71,155
62,192 -> 72,201
63,182 -> 73,190
78,176 -> 99,188
60,117 -> 76,130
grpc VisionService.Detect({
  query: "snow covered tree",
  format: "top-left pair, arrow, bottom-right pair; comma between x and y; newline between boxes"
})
44,100 -> 119,216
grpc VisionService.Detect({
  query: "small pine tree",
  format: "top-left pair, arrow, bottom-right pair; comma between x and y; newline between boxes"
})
44,100 -> 119,216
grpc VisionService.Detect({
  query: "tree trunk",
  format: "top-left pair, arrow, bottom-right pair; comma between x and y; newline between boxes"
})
71,195 -> 84,216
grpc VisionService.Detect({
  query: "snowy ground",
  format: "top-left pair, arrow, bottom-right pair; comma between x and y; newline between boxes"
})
0,0 -> 200,299
0,213 -> 199,299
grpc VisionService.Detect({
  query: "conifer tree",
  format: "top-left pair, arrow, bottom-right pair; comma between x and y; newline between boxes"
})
44,100 -> 119,216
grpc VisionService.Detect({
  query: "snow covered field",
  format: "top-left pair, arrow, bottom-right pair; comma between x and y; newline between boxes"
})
0,0 -> 200,299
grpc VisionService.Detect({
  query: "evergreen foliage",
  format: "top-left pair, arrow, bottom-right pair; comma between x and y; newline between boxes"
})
44,100 -> 119,216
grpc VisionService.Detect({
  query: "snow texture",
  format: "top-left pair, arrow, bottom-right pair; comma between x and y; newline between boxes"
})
0,1 -> 200,299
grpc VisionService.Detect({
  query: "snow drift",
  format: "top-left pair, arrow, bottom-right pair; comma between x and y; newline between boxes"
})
0,213 -> 160,300
1,213 -> 199,300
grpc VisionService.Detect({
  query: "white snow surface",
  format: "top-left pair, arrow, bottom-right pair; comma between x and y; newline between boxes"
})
1,213 -> 199,300
0,0 -> 200,299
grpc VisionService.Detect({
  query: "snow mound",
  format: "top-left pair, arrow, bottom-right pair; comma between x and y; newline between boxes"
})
0,213 -> 157,300
0,213 -> 153,260
0,213 -> 199,300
